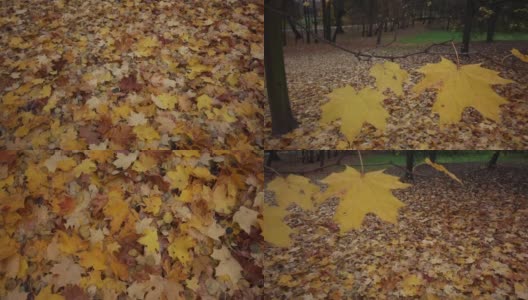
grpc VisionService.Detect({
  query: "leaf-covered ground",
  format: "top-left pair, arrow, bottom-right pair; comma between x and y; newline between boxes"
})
0,150 -> 263,299
263,162 -> 528,299
264,39 -> 528,150
0,0 -> 264,150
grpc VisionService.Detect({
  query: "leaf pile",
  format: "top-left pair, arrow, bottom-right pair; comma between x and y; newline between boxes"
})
0,150 -> 263,299
264,163 -> 528,299
0,0 -> 264,150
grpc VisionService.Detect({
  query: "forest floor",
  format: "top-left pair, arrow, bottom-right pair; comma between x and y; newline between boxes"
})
264,27 -> 528,150
263,161 -> 528,299
0,0 -> 264,150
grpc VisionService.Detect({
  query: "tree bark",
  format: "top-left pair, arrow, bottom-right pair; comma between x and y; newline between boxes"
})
265,0 -> 298,135
266,151 -> 281,167
461,0 -> 475,54
488,151 -> 500,169
405,151 -> 414,180
312,0 -> 318,39
486,5 -> 501,43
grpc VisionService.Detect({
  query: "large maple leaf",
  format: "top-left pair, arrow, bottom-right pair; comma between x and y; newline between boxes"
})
266,174 -> 319,210
316,167 -> 410,233
320,86 -> 388,142
369,61 -> 409,96
259,204 -> 294,247
413,57 -> 514,124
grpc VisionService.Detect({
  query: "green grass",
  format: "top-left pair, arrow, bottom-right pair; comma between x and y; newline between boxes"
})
399,30 -> 528,44
360,151 -> 528,172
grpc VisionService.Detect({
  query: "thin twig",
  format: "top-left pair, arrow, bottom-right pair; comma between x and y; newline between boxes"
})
264,165 -> 282,176
357,150 -> 364,175
451,41 -> 460,68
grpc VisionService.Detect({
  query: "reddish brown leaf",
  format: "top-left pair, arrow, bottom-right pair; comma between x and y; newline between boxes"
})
119,75 -> 142,93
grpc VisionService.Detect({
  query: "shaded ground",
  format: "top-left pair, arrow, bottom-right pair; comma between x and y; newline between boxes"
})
264,28 -> 528,150
263,162 -> 528,299
0,0 -> 264,150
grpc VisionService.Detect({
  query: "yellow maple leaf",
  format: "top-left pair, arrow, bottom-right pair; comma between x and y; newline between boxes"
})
512,48 -> 528,63
25,163 -> 48,194
167,235 -> 195,265
259,204 -> 294,247
103,187 -> 130,233
152,93 -> 178,110
57,231 -> 88,254
73,159 -> 97,177
0,234 -> 19,260
212,181 -> 237,214
133,125 -> 160,141
78,247 -> 107,271
166,165 -> 190,190
143,195 -> 162,215
320,86 -> 388,142
191,166 -> 216,181
266,174 -> 319,210
401,274 -> 424,296
134,36 -> 159,57
35,285 -> 64,300
316,167 -> 410,233
132,153 -> 158,173
424,158 -> 463,184
233,206 -> 259,234
369,61 -> 409,96
138,228 -> 159,255
413,57 -> 514,124
196,94 -> 212,110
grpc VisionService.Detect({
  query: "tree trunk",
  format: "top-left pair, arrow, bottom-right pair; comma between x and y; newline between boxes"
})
287,17 -> 303,41
312,0 -> 318,39
405,151 -> 414,180
265,0 -> 298,135
376,20 -> 383,46
303,4 -> 311,43
319,150 -> 325,167
461,0 -> 475,54
322,0 -> 332,40
266,151 -> 281,167
488,151 -> 500,169
486,5 -> 500,43
429,151 -> 437,163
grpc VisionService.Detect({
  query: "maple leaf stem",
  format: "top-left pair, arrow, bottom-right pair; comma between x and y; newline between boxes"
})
357,150 -> 364,175
451,42 -> 461,69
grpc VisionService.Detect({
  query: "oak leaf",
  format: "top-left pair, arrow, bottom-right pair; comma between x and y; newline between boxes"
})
320,86 -> 388,141
413,57 -> 514,124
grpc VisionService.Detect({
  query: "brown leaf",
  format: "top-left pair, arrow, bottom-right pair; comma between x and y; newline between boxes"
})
78,125 -> 101,145
62,285 -> 90,300
119,75 -> 142,93
105,124 -> 137,147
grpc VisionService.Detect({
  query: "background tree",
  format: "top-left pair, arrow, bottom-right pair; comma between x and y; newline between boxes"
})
265,0 -> 298,135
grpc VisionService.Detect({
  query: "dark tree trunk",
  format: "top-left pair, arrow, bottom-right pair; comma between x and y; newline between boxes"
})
405,151 -> 414,180
287,17 -> 303,41
312,0 -> 318,39
322,0 -> 332,40
486,5 -> 500,43
303,5 -> 311,43
376,20 -> 383,45
266,151 -> 281,167
461,0 -> 475,54
488,151 -> 500,169
265,0 -> 298,135
429,151 -> 437,163
319,150 -> 325,167
368,0 -> 375,37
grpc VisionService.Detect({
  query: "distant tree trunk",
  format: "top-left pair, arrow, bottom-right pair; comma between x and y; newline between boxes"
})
334,0 -> 345,34
488,151 -> 500,169
312,0 -> 318,40
429,151 -> 437,163
405,151 -> 414,180
266,151 -> 281,167
368,0 -> 375,37
446,16 -> 451,30
461,0 -> 475,54
287,17 -> 303,41
376,20 -> 383,45
486,5 -> 501,43
319,150 -> 325,167
322,0 -> 332,40
303,3 -> 311,43
265,0 -> 298,135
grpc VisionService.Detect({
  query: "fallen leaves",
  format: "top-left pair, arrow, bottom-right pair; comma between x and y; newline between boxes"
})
0,0 -> 264,150
0,150 -> 264,298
